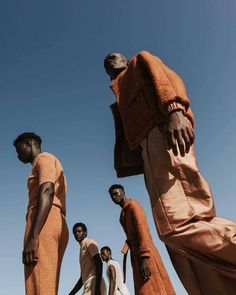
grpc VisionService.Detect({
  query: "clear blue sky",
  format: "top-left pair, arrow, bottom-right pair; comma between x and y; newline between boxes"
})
0,1 -> 236,294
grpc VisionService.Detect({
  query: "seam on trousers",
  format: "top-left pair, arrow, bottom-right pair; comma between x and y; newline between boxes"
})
146,132 -> 173,233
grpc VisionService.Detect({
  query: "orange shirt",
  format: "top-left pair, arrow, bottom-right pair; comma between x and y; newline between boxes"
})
27,152 -> 67,216
110,50 -> 194,150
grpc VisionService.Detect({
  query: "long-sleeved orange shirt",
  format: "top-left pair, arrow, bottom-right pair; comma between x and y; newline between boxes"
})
120,199 -> 176,295
111,50 -> 194,151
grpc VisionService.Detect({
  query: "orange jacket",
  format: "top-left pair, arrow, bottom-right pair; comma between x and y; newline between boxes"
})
110,50 -> 194,151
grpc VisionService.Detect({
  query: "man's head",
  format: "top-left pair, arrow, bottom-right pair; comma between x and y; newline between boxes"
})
108,184 -> 126,206
72,222 -> 87,243
104,52 -> 129,80
13,132 -> 42,164
100,246 -> 112,262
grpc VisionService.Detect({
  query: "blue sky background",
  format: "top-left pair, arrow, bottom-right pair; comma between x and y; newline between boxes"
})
0,1 -> 236,294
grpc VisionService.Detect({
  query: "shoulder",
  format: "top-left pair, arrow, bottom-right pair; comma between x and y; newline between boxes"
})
136,50 -> 155,59
36,152 -> 64,168
135,50 -> 164,66
128,198 -> 141,208
85,238 -> 99,250
108,259 -> 119,268
86,238 -> 98,245
108,261 -> 117,272
85,238 -> 100,257
127,199 -> 144,215
35,152 -> 56,162
32,152 -> 56,169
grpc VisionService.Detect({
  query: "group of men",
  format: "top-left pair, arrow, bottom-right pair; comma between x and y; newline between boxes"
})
14,130 -> 171,295
14,49 -> 236,295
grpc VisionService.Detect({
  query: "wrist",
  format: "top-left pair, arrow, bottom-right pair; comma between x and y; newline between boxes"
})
29,233 -> 39,239
141,256 -> 149,260
167,102 -> 185,116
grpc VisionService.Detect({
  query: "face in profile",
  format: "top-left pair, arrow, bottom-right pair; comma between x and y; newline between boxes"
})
15,140 -> 32,164
104,53 -> 128,80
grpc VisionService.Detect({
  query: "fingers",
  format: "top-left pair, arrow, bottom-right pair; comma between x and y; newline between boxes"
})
22,250 -> 38,266
167,111 -> 195,156
181,129 -> 191,154
167,130 -> 178,156
187,126 -> 195,145
142,266 -> 152,281
167,129 -> 184,157
168,127 -> 194,157
176,130 -> 185,157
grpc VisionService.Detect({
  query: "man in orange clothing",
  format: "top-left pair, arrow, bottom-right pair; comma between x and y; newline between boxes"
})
108,184 -> 176,295
14,132 -> 69,295
104,51 -> 236,294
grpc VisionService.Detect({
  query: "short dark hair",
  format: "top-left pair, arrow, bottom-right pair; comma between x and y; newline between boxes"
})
103,52 -> 127,69
13,132 -> 42,147
101,246 -> 112,255
72,222 -> 87,234
108,184 -> 124,195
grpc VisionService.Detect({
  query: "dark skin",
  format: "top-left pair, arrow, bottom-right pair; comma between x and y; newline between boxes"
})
104,52 -> 195,157
123,252 -> 127,283
101,249 -> 116,295
69,226 -> 103,295
15,138 -> 55,266
110,188 -> 151,281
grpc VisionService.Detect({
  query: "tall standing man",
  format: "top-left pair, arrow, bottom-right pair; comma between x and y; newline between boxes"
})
104,51 -> 236,294
69,222 -> 106,295
108,184 -> 176,295
14,132 -> 69,295
101,246 -> 130,295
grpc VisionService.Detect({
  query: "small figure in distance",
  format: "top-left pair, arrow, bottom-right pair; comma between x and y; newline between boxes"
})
68,222 -> 106,295
101,246 -> 130,295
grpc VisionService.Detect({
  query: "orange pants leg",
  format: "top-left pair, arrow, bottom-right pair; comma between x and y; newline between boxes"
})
24,206 -> 69,295
140,126 -> 236,294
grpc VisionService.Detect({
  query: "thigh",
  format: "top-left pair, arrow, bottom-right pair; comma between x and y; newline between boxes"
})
24,207 -> 64,295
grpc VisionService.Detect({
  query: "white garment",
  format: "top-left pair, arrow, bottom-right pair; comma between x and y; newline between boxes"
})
107,260 -> 130,295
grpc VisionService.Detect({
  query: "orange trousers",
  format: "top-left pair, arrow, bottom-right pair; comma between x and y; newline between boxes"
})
24,206 -> 69,295
140,126 -> 236,295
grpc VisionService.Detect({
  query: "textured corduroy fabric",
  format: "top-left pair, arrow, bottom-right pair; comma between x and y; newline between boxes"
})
110,50 -> 194,150
24,206 -> 69,295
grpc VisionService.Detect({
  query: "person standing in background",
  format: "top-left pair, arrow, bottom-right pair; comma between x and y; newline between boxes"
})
101,246 -> 130,295
69,222 -> 106,295
14,132 -> 69,295
108,184 -> 176,295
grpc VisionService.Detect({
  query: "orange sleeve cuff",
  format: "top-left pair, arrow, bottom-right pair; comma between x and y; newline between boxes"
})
121,242 -> 129,254
167,102 -> 186,115
139,246 -> 151,258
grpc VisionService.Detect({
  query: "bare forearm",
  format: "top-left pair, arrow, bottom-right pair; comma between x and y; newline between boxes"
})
94,254 -> 103,293
108,264 -> 116,295
95,263 -> 102,291
69,277 -> 83,295
22,182 -> 54,265
123,253 -> 127,283
109,280 -> 115,295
